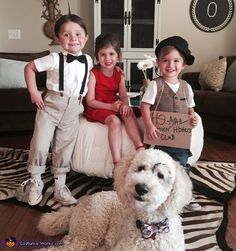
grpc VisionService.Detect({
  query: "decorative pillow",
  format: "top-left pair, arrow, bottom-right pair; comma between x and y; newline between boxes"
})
199,57 -> 227,92
223,60 -> 236,92
0,58 -> 27,88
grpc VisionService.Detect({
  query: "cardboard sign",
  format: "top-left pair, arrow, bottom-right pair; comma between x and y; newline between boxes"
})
144,111 -> 192,149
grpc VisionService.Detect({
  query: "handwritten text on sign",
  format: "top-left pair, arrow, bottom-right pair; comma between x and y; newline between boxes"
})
144,111 -> 192,149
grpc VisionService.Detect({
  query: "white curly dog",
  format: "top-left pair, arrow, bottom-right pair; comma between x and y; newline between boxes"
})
36,149 -> 192,251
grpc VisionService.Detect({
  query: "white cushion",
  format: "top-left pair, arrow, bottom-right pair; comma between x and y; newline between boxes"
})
0,58 -> 27,88
188,113 -> 204,166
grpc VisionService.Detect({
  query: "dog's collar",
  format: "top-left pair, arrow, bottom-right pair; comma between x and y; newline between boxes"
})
136,218 -> 169,240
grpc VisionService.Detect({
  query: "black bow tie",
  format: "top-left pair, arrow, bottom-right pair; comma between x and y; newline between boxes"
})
67,54 -> 86,63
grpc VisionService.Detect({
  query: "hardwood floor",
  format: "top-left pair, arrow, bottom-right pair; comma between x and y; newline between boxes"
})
200,134 -> 236,163
0,131 -> 236,250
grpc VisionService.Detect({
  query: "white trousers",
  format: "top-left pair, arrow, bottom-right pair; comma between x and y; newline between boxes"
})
27,90 -> 84,175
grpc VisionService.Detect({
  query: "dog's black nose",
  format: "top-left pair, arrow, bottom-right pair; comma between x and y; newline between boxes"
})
135,183 -> 149,196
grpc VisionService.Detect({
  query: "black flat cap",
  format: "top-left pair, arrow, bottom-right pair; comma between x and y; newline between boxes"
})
155,36 -> 195,65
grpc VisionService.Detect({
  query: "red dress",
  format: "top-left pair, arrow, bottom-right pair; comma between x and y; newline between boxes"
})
84,66 -> 121,124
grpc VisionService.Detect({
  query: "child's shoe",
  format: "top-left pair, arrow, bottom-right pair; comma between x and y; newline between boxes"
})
28,178 -> 44,206
185,197 -> 201,211
54,185 -> 77,205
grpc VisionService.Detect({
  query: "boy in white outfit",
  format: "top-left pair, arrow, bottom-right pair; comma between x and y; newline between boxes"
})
24,14 -> 93,206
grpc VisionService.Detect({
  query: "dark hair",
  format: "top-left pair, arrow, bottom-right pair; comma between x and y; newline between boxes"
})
156,45 -> 186,64
54,14 -> 88,38
95,33 -> 121,61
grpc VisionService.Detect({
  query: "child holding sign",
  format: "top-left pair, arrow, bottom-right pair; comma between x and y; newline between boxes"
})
140,36 -> 200,211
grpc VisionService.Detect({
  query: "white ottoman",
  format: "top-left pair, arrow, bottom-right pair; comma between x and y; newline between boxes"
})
72,114 -> 204,177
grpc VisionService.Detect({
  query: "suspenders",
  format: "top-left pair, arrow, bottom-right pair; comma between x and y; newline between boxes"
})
59,53 -> 64,91
58,52 -> 88,101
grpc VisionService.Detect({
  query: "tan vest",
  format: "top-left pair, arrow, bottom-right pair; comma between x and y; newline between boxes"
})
151,78 -> 189,114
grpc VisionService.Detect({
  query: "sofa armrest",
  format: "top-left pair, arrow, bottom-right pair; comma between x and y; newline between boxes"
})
0,50 -> 50,61
181,72 -> 201,90
0,50 -> 49,89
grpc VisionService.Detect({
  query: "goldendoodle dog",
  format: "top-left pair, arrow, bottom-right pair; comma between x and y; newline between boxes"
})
36,149 -> 192,251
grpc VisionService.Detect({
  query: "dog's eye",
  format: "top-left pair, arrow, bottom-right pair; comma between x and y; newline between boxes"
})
157,172 -> 164,179
137,165 -> 145,172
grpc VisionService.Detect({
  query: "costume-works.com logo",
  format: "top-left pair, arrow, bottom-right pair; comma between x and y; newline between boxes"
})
4,236 -> 17,248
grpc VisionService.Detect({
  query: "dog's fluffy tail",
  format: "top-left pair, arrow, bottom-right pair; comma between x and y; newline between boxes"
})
37,206 -> 73,236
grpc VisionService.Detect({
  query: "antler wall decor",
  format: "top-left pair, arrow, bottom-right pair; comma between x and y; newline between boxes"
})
41,0 -> 62,45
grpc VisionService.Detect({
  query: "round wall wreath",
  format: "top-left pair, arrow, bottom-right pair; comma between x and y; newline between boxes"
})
190,0 -> 234,32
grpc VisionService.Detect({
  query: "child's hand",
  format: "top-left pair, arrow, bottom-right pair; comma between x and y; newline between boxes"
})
30,90 -> 45,109
111,100 -> 122,112
146,124 -> 161,140
119,104 -> 132,117
190,113 -> 198,127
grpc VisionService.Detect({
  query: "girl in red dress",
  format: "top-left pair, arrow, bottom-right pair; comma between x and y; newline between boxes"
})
84,33 -> 144,168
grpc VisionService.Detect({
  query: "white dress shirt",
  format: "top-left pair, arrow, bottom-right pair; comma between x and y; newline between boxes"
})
34,52 -> 93,97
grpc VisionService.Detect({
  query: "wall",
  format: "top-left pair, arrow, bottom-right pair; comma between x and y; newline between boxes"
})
0,0 -> 236,72
0,0 -> 94,56
159,0 -> 236,72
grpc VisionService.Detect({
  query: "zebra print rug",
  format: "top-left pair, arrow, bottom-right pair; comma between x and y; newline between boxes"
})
0,147 -> 235,251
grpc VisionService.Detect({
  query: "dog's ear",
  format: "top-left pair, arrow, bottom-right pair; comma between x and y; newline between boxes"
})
162,162 -> 193,214
113,155 -> 134,203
